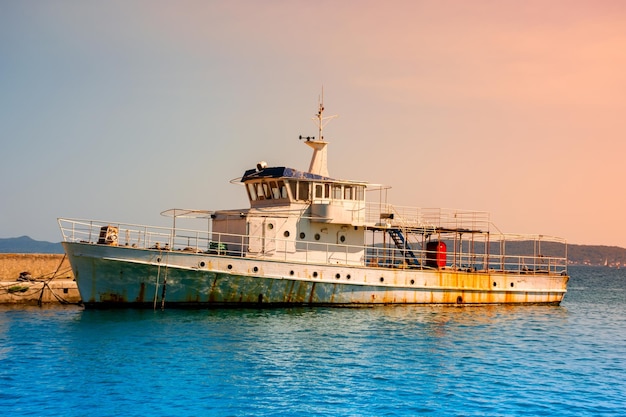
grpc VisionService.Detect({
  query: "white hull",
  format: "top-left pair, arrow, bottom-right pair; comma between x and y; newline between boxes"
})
64,242 -> 568,307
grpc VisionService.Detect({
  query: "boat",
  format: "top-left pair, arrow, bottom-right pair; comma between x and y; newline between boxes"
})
58,96 -> 569,308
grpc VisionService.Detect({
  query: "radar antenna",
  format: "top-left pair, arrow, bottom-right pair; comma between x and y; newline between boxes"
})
299,87 -> 337,177
314,87 -> 337,142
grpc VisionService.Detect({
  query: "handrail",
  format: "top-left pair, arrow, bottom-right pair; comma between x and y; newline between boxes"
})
365,203 -> 492,232
58,217 -> 568,275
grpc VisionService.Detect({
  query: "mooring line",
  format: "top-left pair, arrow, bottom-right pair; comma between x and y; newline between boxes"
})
160,252 -> 169,311
36,253 -> 79,306
153,252 -> 162,310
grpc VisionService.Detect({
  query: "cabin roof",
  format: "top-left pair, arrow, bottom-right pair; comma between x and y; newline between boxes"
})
241,166 -> 333,182
241,166 -> 370,186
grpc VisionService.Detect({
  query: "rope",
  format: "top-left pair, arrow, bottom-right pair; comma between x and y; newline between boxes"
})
152,251 -> 169,311
0,254 -> 80,306
160,252 -> 169,311
37,253 -> 80,306
153,253 -> 162,310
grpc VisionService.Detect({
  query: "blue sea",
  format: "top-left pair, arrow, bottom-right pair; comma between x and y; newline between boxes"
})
1,266 -> 625,416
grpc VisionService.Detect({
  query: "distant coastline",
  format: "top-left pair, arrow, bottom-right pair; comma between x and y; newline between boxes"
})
1,236 -> 625,267
0,236 -> 63,254
566,243 -> 626,267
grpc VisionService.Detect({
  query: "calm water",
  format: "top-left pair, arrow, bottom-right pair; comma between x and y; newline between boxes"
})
1,266 -> 625,416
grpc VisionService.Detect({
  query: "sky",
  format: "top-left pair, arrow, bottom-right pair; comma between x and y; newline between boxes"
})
1,0 -> 626,247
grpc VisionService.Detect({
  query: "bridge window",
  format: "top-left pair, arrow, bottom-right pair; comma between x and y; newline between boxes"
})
344,185 -> 353,200
247,180 -> 289,202
332,184 -> 342,199
355,186 -> 364,201
298,181 -> 310,201
255,183 -> 265,200
247,183 -> 258,201
315,183 -> 323,198
262,182 -> 271,199
314,183 -> 331,199
278,180 -> 287,198
288,181 -> 297,201
269,181 -> 280,199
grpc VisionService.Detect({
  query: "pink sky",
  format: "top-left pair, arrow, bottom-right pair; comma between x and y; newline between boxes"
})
1,1 -> 626,246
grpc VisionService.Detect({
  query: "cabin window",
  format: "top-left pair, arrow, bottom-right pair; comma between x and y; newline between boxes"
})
288,181 -> 297,201
344,186 -> 353,200
315,184 -> 323,198
278,180 -> 288,199
355,186 -> 365,201
270,181 -> 280,199
262,182 -> 271,199
324,183 -> 330,198
332,184 -> 342,200
256,183 -> 265,200
247,183 -> 258,201
298,181 -> 310,201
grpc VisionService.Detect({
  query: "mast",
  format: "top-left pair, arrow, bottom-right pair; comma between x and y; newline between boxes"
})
301,88 -> 337,177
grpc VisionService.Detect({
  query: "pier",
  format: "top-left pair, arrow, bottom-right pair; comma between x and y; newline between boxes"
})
0,254 -> 80,305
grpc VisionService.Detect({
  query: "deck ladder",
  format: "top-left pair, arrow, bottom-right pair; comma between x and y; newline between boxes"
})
387,228 -> 420,266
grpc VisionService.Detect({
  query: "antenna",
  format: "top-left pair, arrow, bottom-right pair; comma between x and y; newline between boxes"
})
299,87 -> 337,177
314,86 -> 337,142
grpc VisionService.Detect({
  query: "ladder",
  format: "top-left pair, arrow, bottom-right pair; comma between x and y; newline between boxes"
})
387,228 -> 420,266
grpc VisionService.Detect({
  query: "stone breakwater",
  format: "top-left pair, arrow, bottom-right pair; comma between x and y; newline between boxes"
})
0,254 -> 80,305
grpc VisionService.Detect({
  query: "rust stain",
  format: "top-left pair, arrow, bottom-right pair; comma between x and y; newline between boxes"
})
286,280 -> 296,302
136,282 -> 145,302
208,274 -> 219,302
504,288 -> 513,303
295,281 -> 308,303
100,292 -> 127,303
309,282 -> 316,303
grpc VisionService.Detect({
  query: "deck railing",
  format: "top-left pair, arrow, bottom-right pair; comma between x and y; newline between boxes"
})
365,203 -> 492,232
58,217 -> 568,275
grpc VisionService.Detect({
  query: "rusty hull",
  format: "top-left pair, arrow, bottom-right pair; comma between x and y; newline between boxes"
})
63,242 -> 568,308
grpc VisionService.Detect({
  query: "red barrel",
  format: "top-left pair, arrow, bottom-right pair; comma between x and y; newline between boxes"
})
426,241 -> 446,268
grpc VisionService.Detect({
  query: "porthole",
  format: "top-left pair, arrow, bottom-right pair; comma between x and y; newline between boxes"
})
314,233 -> 321,241
284,231 -> 290,237
493,282 -> 497,287
313,271 -> 318,278
410,279 -> 415,285
380,277 -> 384,282
456,296 -> 463,304
227,264 -> 233,270
346,274 -> 351,280
156,257 -> 161,263
199,261 -> 206,267
267,223 -> 274,230
335,273 -> 341,279
339,235 -> 346,243
299,232 -> 306,239
253,266 -> 259,272
510,282 -> 514,287
290,270 -> 295,276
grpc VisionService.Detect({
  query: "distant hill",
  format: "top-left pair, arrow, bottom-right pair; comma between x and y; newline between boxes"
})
0,236 -> 64,254
479,241 -> 626,267
567,244 -> 626,267
1,236 -> 625,266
